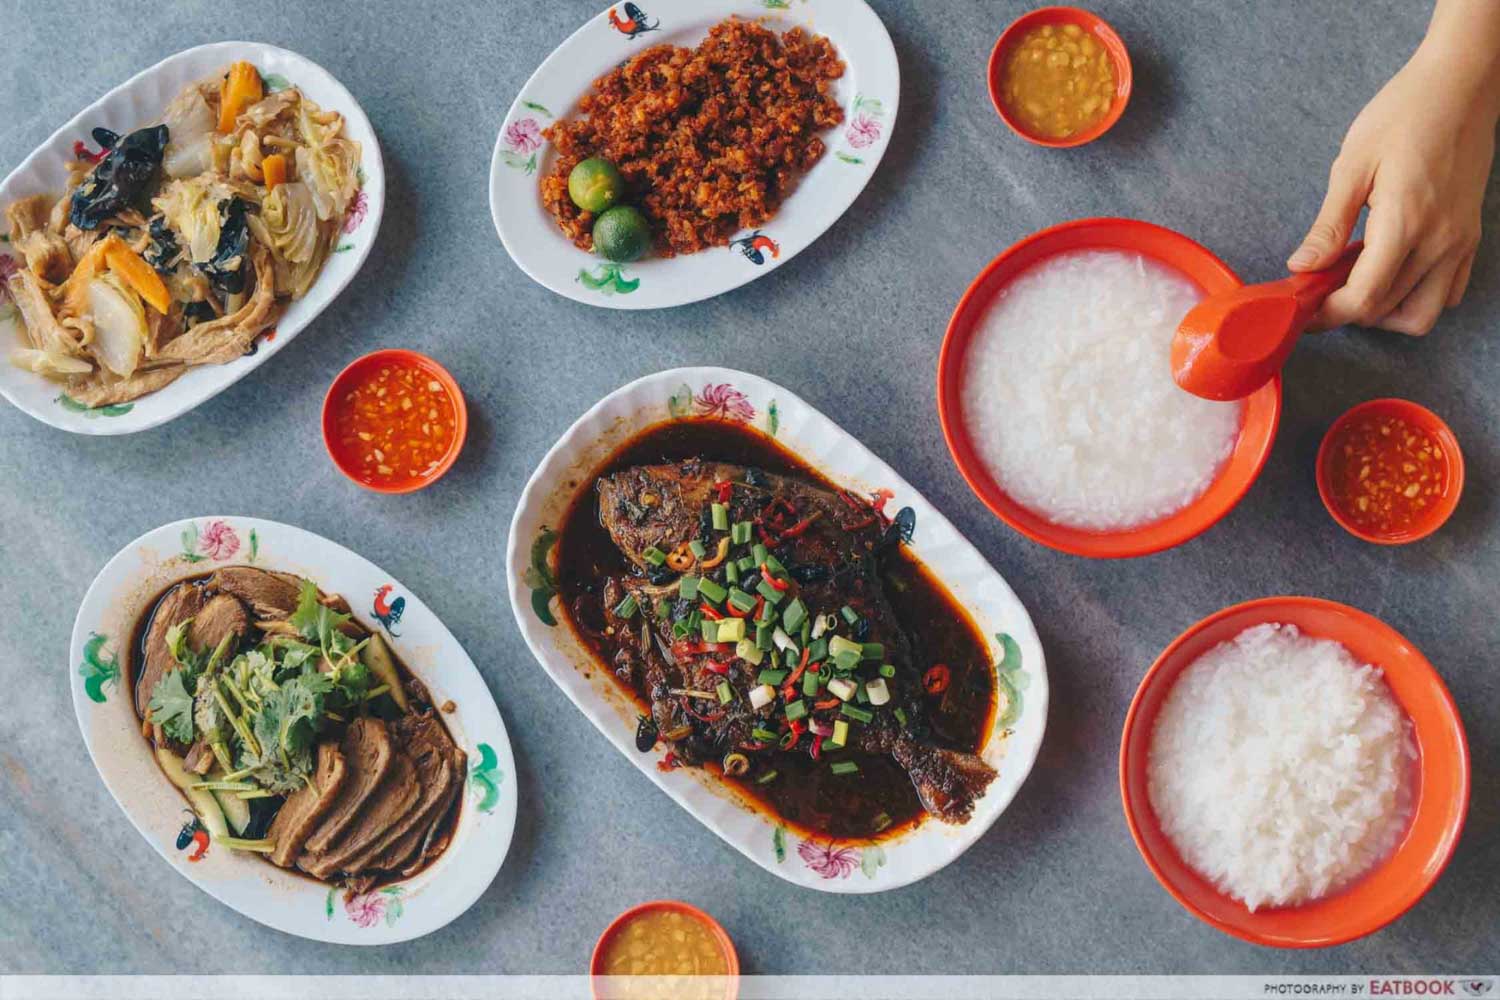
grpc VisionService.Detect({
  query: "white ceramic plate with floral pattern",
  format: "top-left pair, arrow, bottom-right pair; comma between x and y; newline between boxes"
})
507,368 -> 1047,892
489,0 -> 898,310
69,517 -> 515,944
0,41 -> 383,435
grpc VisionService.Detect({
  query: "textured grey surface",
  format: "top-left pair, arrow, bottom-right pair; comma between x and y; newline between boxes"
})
1,0 -> 1495,977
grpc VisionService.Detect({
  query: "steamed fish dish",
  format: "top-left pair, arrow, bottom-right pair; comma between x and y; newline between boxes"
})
3,62 -> 361,406
133,566 -> 462,891
558,420 -> 999,839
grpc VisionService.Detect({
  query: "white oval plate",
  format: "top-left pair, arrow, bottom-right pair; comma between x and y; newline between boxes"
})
0,41 -> 385,435
69,517 -> 515,944
490,0 -> 898,310
507,368 -> 1048,892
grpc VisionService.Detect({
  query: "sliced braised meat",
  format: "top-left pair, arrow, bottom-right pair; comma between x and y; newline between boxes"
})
183,738 -> 215,775
302,717 -> 393,854
134,583 -> 206,718
188,593 -> 248,655
298,751 -> 421,879
205,566 -> 304,619
340,714 -> 457,873
399,756 -> 465,877
268,742 -> 348,868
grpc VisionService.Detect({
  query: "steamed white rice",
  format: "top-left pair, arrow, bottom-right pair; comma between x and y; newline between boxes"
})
961,250 -> 1241,530
1147,623 -> 1414,911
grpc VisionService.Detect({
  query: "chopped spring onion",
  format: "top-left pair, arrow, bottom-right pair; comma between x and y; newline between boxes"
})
807,638 -> 828,663
811,613 -> 835,639
833,649 -> 862,672
841,605 -> 860,624
829,719 -> 850,748
772,627 -> 798,654
785,699 -> 809,722
802,670 -> 820,698
735,637 -> 765,666
722,752 -> 749,777
716,681 -> 734,705
840,703 -> 874,723
784,648 -> 799,668
756,579 -> 785,605
643,546 -> 667,566
701,619 -> 720,643
725,560 -> 740,584
613,594 -> 639,619
828,635 -> 862,659
830,761 -> 860,776
755,769 -> 780,785
218,836 -> 277,852
690,539 -> 708,559
717,617 -> 746,643
757,668 -> 788,686
751,726 -> 781,743
738,556 -> 757,573
756,600 -> 778,625
711,503 -> 729,531
756,623 -> 773,651
827,677 -> 858,702
856,683 -> 869,704
894,707 -> 908,727
749,684 -> 776,710
655,599 -> 672,620
861,642 -> 885,661
678,575 -> 701,600
782,598 -> 808,632
727,588 -> 757,613
873,811 -> 893,832
732,521 -> 753,544
866,677 -> 892,706
672,620 -> 691,639
878,663 -> 896,678
752,543 -> 769,565
697,578 -> 727,603
764,553 -> 787,577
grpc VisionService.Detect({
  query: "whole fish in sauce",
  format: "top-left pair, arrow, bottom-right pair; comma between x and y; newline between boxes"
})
592,459 -> 998,826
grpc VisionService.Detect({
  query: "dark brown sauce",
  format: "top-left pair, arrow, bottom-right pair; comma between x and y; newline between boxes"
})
556,418 -> 996,841
129,572 -> 461,887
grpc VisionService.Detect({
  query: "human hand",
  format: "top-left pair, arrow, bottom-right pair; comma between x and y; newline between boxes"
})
1289,39 -> 1498,335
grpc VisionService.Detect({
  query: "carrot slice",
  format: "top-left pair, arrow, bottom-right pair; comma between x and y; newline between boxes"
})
217,61 -> 264,133
60,235 -> 120,318
261,153 -> 288,191
104,241 -> 171,314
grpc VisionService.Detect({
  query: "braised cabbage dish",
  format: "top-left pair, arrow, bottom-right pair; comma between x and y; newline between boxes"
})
2,62 -> 361,407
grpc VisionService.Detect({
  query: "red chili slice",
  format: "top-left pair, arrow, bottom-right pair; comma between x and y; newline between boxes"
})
924,664 -> 951,695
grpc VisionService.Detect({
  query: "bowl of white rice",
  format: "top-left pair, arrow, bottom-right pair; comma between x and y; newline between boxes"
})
1121,597 -> 1470,947
938,218 -> 1281,558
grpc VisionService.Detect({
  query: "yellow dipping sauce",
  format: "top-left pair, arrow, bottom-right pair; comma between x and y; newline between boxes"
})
1001,23 -> 1116,139
598,909 -> 730,1000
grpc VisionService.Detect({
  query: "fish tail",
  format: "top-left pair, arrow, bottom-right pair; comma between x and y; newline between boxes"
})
892,740 -> 997,824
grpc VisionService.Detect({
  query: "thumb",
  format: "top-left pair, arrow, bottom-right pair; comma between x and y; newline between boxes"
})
1289,160 -> 1370,271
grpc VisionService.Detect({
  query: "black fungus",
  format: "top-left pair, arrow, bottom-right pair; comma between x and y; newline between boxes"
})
852,617 -> 872,641
182,300 -> 216,327
697,505 -> 714,547
200,197 -> 251,296
744,467 -> 767,487
789,563 -> 830,585
143,216 -> 179,273
646,564 -> 675,585
242,797 -> 280,841
69,124 -> 168,230
635,714 -> 659,752
875,506 -> 917,554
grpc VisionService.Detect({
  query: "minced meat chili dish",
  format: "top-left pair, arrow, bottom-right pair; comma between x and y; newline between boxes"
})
557,419 -> 999,841
539,18 -> 845,258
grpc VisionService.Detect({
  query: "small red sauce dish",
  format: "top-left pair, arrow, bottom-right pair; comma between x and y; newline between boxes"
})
989,6 -> 1132,148
590,900 -> 739,1000
322,349 -> 468,494
1317,398 -> 1464,545
1120,597 -> 1470,948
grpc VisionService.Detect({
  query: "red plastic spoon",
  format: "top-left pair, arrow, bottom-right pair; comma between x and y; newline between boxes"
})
1171,243 -> 1362,401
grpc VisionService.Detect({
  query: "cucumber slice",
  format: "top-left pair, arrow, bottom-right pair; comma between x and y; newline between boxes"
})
155,747 -> 228,841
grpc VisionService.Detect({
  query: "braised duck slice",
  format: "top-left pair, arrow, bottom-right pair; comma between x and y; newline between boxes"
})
188,593 -> 248,654
297,751 -> 422,879
267,742 -> 348,867
337,719 -> 456,874
301,717 -> 393,854
205,565 -> 304,619
134,582 -> 206,719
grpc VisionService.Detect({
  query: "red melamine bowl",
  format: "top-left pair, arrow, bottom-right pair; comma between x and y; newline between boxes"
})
988,6 -> 1133,148
1316,398 -> 1464,545
937,217 -> 1282,559
321,349 -> 468,494
590,900 -> 739,1000
1121,597 -> 1470,948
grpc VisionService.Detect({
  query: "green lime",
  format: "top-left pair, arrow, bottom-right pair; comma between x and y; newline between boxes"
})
567,157 -> 626,213
592,205 -> 651,263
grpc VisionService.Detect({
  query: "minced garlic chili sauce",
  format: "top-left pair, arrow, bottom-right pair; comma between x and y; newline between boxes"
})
329,359 -> 459,487
1325,411 -> 1447,536
597,909 -> 729,999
